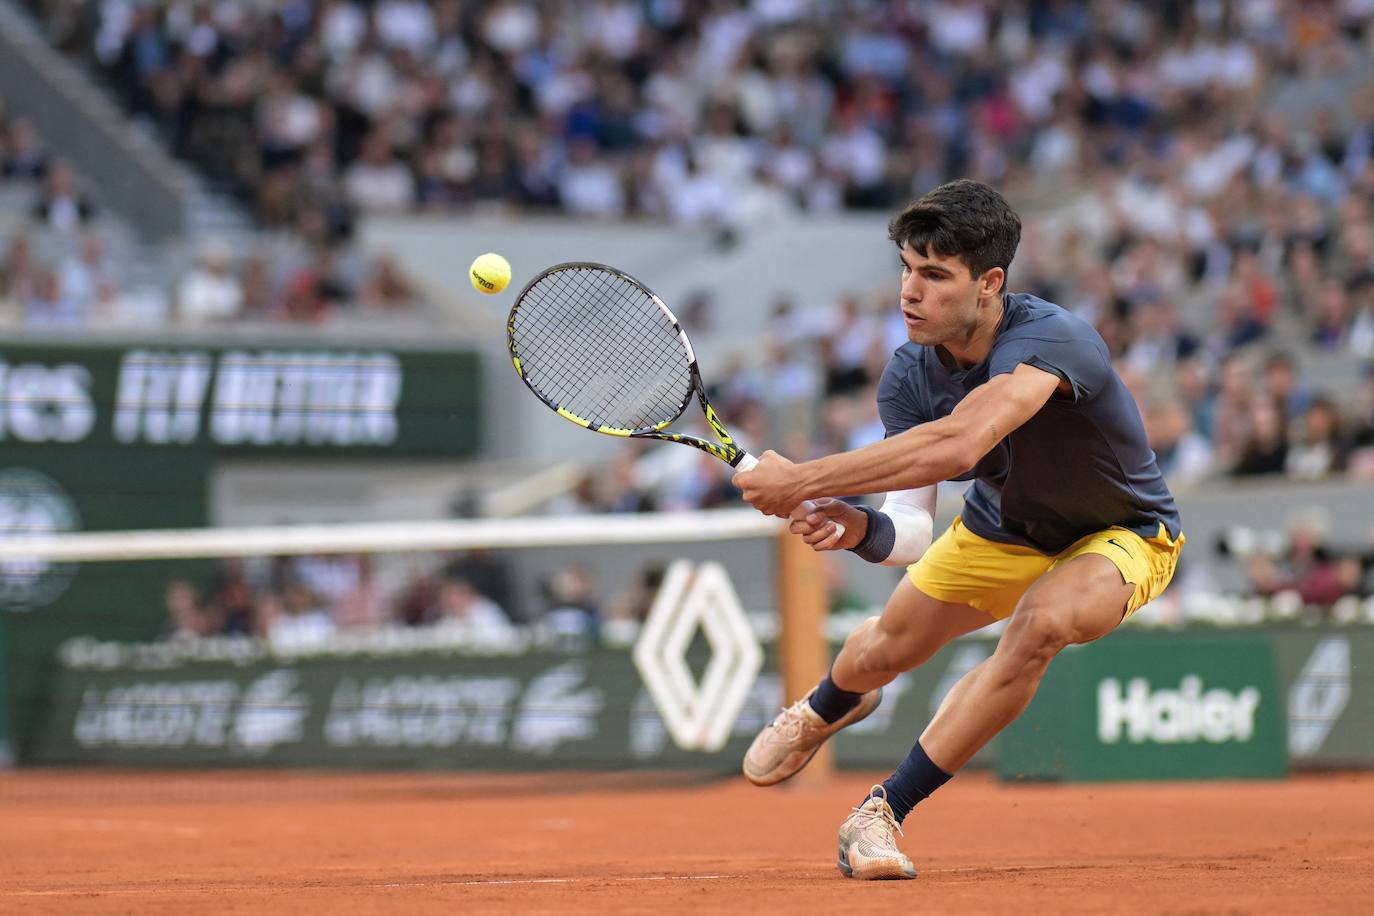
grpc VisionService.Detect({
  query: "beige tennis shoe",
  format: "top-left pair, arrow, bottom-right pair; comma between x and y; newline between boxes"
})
836,786 -> 918,880
741,687 -> 882,786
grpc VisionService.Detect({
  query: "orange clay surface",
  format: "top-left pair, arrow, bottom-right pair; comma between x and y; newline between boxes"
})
2,769 -> 1372,915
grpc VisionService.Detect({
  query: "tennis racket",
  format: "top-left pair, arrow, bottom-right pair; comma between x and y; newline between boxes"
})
507,261 -> 758,472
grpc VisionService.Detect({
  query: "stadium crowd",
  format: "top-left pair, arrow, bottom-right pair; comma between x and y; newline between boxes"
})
162,549 -> 623,649
0,94 -> 423,324
22,0 -> 1372,230
12,0 -> 1372,475
12,0 -> 1374,633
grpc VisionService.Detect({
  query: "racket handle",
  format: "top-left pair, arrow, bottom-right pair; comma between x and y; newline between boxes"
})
735,455 -> 846,540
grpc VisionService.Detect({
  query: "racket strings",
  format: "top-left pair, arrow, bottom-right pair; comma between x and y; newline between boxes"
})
512,267 -> 694,430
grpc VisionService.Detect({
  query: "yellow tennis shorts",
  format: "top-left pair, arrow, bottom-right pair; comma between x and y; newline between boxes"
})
908,516 -> 1185,620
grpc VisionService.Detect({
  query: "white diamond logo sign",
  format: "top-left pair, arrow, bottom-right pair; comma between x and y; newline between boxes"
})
633,560 -> 763,752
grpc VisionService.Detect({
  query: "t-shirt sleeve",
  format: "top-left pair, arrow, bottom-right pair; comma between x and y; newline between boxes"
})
988,317 -> 1113,402
876,354 -> 926,437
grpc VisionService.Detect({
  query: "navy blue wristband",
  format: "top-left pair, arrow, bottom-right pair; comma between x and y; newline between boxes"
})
848,505 -> 895,564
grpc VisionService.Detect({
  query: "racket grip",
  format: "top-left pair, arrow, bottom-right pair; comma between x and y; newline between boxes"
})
735,453 -> 758,472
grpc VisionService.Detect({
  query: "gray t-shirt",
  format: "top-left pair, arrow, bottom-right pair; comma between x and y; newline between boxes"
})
877,292 -> 1181,554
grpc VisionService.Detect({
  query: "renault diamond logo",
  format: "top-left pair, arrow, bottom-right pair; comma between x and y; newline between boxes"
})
633,561 -> 763,752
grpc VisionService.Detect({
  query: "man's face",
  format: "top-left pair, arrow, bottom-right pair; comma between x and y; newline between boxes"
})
896,242 -> 991,345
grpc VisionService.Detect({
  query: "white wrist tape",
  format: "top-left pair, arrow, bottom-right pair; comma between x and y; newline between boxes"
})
875,486 -> 936,567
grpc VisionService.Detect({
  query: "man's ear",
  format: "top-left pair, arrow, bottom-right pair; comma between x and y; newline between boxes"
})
979,267 -> 1006,299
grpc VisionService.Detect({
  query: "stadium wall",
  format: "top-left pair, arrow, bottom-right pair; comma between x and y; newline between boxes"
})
22,626 -> 1371,774
0,336 -> 481,745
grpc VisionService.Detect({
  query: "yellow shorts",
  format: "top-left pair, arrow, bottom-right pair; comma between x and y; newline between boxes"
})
908,516 -> 1185,620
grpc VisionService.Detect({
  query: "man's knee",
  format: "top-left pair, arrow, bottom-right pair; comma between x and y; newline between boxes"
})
996,602 -> 1075,674
845,615 -> 915,675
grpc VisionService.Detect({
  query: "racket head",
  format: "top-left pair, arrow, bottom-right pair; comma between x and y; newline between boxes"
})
508,262 -> 697,437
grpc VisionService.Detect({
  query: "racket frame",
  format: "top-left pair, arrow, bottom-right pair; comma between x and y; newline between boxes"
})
508,261 -> 750,467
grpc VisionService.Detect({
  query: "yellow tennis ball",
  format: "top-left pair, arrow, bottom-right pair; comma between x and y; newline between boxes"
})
470,252 -> 511,294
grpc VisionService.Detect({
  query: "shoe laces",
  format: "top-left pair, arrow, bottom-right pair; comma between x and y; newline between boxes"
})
851,785 -> 905,838
769,697 -> 815,741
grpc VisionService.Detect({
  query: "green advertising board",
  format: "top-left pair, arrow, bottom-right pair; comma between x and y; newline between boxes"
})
999,633 -> 1287,781
0,338 -> 482,751
30,646 -> 756,770
1273,628 -> 1373,767
17,628 -> 1374,772
0,340 -> 481,457
27,639 -> 976,770
0,444 -> 211,747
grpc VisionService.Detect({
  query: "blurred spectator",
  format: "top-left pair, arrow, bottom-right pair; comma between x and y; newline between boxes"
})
1121,297 -> 1200,378
0,232 -> 39,304
31,161 -> 95,233
539,563 -> 602,649
23,268 -> 79,326
1348,276 -> 1374,357
2,116 -> 49,180
176,241 -> 244,323
1206,282 -> 1269,357
559,137 -> 626,217
822,294 -> 879,397
601,450 -> 658,513
1144,397 -> 1214,489
432,576 -> 515,636
1349,367 -> 1374,479
606,564 -> 668,625
1243,513 -> 1363,614
1200,355 -> 1256,470
342,131 -> 416,213
1286,397 -> 1347,480
445,549 -> 521,623
164,579 -> 221,640
209,559 -> 256,636
57,232 -> 116,314
1310,278 -> 1353,349
265,580 -> 336,648
1231,396 -> 1289,477
1262,351 -> 1315,421
359,253 -> 416,309
279,250 -> 352,322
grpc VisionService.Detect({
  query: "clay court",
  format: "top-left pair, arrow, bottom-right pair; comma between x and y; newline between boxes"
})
2,769 -> 1371,914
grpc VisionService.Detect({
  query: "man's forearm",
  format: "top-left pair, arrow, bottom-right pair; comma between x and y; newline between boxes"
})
795,417 -> 973,499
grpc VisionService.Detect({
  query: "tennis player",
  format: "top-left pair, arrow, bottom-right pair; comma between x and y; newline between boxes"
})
732,179 -> 1185,880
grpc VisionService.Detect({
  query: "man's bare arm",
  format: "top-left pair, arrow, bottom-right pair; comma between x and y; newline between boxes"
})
793,363 -> 1062,498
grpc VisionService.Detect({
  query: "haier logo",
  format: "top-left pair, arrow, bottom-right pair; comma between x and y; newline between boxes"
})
1097,676 -> 1261,744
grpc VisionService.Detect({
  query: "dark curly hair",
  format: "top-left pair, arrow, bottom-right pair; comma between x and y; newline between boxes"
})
888,179 -> 1022,282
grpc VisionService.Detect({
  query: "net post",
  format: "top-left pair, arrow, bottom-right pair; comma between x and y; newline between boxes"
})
775,528 -> 833,782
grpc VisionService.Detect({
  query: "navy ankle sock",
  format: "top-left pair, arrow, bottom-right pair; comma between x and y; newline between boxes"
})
868,741 -> 952,824
807,673 -> 864,724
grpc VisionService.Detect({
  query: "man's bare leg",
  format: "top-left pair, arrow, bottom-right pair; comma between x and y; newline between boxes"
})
829,577 -> 996,693
919,554 -> 1133,771
742,577 -> 993,786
